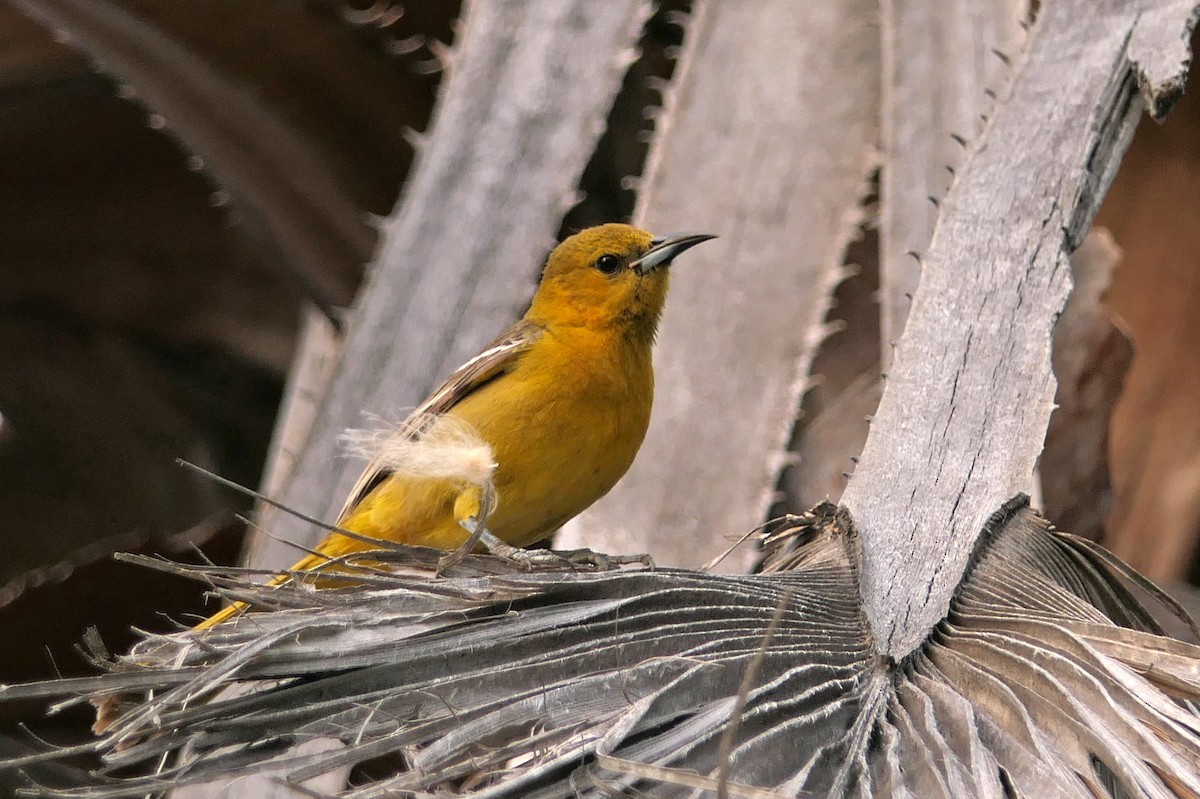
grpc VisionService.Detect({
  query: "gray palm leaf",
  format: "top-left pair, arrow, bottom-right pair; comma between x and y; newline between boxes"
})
4,496 -> 1200,798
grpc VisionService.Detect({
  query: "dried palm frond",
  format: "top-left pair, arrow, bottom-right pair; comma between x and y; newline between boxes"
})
2,496 -> 1200,798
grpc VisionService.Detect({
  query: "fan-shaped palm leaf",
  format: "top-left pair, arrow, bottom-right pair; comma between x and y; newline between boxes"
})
3,497 -> 1199,798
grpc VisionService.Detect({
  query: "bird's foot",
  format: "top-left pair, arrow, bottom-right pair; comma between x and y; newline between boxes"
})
439,515 -> 488,574
549,547 -> 655,570
478,531 -> 652,571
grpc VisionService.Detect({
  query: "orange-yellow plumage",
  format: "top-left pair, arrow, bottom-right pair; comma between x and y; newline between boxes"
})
197,223 -> 712,629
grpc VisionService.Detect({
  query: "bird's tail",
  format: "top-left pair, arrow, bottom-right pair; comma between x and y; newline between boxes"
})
194,600 -> 247,630
193,548 -> 342,630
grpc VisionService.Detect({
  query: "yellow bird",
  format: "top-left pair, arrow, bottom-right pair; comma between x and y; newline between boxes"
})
199,223 -> 713,628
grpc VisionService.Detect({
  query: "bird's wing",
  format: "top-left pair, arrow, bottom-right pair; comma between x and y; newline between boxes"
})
334,319 -> 543,524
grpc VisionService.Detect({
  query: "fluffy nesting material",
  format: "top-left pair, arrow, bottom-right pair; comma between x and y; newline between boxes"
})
340,413 -> 497,487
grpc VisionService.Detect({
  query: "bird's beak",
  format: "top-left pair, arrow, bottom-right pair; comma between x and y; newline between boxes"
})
630,232 -> 717,276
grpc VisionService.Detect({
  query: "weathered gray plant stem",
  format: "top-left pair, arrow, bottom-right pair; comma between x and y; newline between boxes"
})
255,308 -> 342,516
245,0 -> 653,572
877,0 -> 1027,366
786,0 -> 1026,514
843,0 -> 1199,658
559,0 -> 880,570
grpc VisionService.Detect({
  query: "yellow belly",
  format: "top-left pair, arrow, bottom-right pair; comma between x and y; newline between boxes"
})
334,327 -> 653,554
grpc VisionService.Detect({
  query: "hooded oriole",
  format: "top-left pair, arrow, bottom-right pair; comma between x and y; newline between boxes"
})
198,223 -> 713,628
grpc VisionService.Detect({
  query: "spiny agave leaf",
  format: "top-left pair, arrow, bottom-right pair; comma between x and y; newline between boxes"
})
3,499 -> 1200,797
7,0 -> 381,310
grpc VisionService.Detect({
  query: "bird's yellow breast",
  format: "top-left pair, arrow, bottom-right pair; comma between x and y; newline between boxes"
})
340,325 -> 654,551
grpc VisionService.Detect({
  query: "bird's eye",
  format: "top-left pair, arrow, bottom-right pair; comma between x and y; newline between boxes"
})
594,254 -> 622,275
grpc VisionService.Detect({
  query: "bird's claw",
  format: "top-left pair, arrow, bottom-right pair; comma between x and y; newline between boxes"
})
439,515 -> 487,574
550,548 -> 655,571
477,530 -> 651,571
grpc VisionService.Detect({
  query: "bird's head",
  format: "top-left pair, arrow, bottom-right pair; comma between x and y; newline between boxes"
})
528,223 -> 714,341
